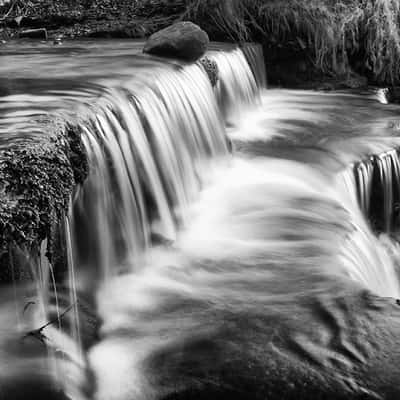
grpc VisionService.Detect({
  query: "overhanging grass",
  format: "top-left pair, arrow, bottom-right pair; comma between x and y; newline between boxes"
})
179,0 -> 400,84
2,0 -> 400,83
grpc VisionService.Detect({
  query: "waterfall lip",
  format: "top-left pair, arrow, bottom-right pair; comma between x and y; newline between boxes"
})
0,41 -> 265,151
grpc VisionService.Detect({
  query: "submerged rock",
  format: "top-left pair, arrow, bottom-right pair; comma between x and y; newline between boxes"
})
143,21 -> 209,62
150,232 -> 174,247
53,36 -> 63,45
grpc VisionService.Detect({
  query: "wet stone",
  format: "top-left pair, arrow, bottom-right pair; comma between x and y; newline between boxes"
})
143,21 -> 209,62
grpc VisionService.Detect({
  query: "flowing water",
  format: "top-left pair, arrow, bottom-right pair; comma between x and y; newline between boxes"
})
2,40 -> 400,399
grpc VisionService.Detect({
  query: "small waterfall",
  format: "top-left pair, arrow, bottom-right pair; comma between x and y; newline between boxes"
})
239,43 -> 267,89
70,46 -> 261,289
349,149 -> 400,233
208,45 -> 264,123
337,169 -> 400,297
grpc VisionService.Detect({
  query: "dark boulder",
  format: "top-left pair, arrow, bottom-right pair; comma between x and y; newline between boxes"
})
143,22 -> 209,62
385,87 -> 400,104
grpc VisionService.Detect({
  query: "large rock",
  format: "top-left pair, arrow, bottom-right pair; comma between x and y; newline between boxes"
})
143,22 -> 209,62
385,87 -> 400,104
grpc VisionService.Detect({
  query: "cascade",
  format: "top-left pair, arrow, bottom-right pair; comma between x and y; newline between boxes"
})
69,46 -> 264,288
350,149 -> 400,233
3,40 -> 400,400
0,43 -> 265,400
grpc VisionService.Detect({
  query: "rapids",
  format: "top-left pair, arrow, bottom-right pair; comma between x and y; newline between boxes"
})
1,40 -> 400,399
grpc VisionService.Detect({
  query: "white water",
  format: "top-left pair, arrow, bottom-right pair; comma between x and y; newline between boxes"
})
80,52 -> 400,400
2,42 -> 400,399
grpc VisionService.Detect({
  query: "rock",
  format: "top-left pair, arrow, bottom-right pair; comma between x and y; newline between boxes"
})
19,28 -> 48,40
199,56 -> 219,87
342,73 -> 368,89
150,232 -> 174,247
385,87 -> 400,104
143,21 -> 209,62
53,36 -> 63,45
0,377 -> 71,400
0,124 -> 88,285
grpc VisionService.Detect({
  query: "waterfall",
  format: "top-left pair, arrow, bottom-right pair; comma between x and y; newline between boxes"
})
209,46 -> 262,122
349,149 -> 400,233
337,168 -> 400,297
69,46 -> 263,290
0,43 -> 266,400
5,40 -> 400,400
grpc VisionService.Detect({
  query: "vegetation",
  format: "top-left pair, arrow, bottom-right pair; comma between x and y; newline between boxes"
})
1,0 -> 400,83
0,123 -> 88,282
177,0 -> 400,85
199,56 -> 219,87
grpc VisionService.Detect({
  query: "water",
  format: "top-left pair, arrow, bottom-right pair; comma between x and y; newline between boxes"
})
2,40 -> 400,399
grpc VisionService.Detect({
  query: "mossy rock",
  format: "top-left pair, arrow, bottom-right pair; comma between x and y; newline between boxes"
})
0,122 -> 88,283
199,56 -> 219,87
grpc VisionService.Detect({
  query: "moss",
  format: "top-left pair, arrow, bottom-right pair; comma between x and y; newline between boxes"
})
65,123 -> 89,185
0,123 -> 88,283
199,56 -> 219,87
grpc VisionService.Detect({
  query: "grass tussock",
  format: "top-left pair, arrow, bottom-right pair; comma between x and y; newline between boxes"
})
177,0 -> 400,84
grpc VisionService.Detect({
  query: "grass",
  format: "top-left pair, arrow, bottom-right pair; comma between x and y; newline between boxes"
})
1,0 -> 400,83
178,0 -> 400,85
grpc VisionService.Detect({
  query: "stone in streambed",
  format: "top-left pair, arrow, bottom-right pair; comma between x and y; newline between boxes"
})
143,22 -> 209,62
